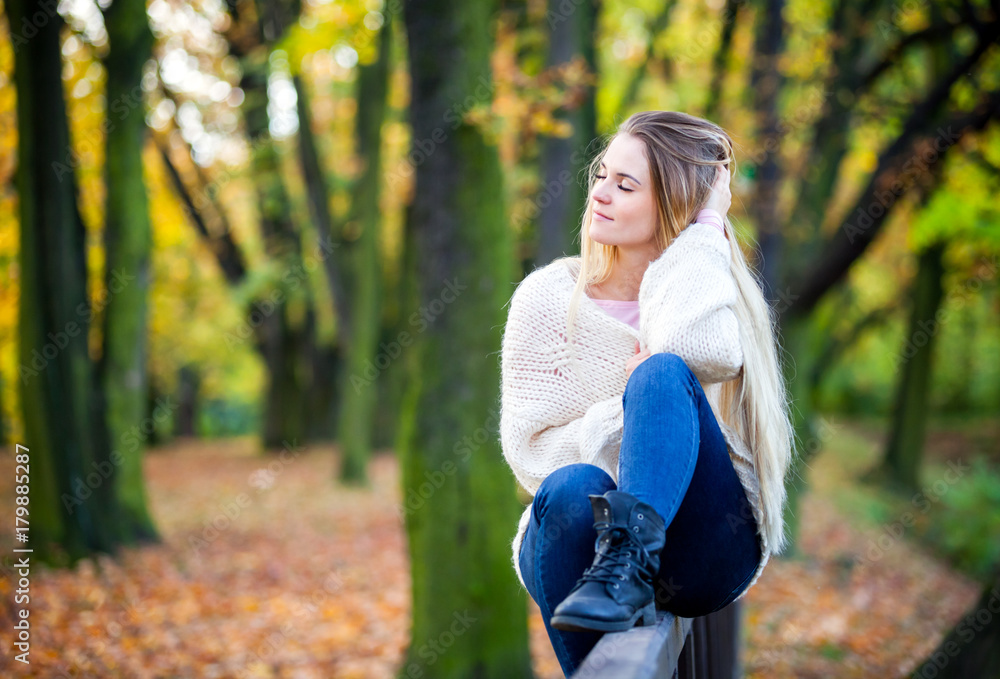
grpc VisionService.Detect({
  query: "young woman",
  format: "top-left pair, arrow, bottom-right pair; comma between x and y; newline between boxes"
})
499,111 -> 795,676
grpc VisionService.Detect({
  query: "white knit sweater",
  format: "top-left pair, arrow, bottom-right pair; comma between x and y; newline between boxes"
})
499,221 -> 769,598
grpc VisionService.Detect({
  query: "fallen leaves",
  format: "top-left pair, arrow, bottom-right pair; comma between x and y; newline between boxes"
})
0,435 -> 980,678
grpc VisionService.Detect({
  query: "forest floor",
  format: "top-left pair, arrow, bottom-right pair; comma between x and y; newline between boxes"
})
0,418 -> 986,678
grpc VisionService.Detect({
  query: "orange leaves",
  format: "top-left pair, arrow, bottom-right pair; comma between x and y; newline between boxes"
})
490,13 -> 598,166
0,443 -> 410,677
0,436 -> 981,678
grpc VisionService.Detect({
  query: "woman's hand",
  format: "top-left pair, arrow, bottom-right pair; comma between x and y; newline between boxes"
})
625,340 -> 651,382
702,164 -> 731,216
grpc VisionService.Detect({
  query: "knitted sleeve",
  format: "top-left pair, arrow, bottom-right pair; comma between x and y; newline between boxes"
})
638,220 -> 743,384
499,273 -> 624,495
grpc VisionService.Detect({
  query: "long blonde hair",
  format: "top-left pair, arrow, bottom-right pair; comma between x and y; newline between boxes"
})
564,111 -> 795,553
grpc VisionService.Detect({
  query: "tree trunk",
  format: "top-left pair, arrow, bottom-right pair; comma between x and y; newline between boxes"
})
176,364 -> 201,437
534,0 -> 598,265
616,0 -> 675,115
293,74 -> 351,335
881,241 -> 947,490
306,338 -> 341,443
748,0 -> 818,558
372,258 -> 412,451
12,0 -> 115,564
219,0 -> 318,451
777,311 -> 825,557
372,326 -> 407,450
945,305 -> 976,412
338,18 -> 391,483
144,379 -> 168,447
156,122 -> 317,449
908,568 -> 1000,678
703,0 -> 742,120
153,133 -> 246,285
784,0 -> 864,261
239,50 -> 314,450
399,0 -> 533,675
293,77 -> 347,445
100,0 -> 159,543
747,0 -> 785,301
257,305 -> 309,450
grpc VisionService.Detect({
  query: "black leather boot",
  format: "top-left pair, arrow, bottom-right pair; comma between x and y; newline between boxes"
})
550,490 -> 666,633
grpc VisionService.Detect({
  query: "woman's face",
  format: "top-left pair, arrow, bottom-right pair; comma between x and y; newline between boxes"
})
588,133 -> 660,255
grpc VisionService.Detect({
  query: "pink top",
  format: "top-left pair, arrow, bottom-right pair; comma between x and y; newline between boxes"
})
585,210 -> 724,331
589,298 -> 640,330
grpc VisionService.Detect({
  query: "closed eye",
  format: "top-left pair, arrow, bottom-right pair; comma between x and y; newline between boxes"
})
594,175 -> 633,192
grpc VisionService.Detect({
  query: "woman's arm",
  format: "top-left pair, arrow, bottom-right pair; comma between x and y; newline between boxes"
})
499,275 -> 624,495
500,396 -> 623,495
637,220 -> 743,384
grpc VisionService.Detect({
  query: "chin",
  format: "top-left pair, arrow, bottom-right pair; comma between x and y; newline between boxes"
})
587,224 -> 622,247
589,232 -> 637,250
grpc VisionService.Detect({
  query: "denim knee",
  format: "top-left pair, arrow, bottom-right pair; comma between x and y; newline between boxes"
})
534,463 -> 615,527
624,352 -> 695,403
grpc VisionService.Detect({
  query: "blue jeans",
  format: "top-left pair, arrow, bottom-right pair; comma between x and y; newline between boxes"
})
518,353 -> 762,677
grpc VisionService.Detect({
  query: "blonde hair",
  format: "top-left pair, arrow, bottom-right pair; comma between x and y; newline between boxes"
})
563,110 -> 796,553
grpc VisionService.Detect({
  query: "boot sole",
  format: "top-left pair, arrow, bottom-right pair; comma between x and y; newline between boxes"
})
550,603 -> 655,633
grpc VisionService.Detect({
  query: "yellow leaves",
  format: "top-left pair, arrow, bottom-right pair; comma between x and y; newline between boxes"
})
239,596 -> 261,613
280,0 -> 384,75
490,14 -> 597,163
531,114 -> 573,139
857,148 -> 879,174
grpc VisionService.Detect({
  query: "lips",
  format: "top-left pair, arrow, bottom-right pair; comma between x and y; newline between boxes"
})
593,209 -> 613,221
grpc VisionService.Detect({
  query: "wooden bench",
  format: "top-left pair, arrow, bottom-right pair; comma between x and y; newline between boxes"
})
571,603 -> 740,678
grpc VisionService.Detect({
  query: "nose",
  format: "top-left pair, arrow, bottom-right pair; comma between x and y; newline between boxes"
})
593,178 -> 612,205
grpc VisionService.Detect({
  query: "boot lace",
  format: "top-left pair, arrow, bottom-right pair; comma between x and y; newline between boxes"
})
575,523 -> 655,589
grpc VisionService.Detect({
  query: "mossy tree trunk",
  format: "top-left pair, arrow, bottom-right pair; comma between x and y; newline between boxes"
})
397,0 -> 533,675
13,0 -> 116,564
337,17 -> 392,483
881,241 -> 947,490
100,0 -> 160,543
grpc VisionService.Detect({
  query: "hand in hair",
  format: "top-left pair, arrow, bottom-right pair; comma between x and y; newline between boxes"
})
702,164 -> 732,216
